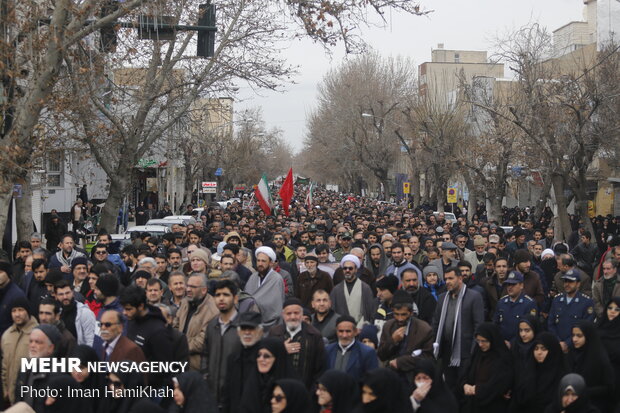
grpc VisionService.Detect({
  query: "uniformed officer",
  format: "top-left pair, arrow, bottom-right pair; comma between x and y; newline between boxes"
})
493,270 -> 538,342
548,268 -> 595,351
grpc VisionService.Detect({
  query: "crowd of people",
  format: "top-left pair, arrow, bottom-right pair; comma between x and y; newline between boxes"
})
1,186 -> 620,413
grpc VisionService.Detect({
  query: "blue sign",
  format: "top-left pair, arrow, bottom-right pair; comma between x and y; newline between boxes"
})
215,168 -> 223,177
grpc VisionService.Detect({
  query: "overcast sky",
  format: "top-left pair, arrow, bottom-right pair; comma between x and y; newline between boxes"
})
235,0 -> 585,152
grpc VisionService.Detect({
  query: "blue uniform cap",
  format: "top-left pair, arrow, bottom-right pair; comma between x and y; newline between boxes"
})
561,269 -> 580,281
503,271 -> 524,285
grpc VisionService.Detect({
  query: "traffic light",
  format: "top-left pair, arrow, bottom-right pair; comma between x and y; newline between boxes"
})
197,2 -> 216,58
100,0 -> 118,52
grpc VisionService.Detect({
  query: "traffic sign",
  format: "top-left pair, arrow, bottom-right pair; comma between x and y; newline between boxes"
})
202,181 -> 217,194
447,187 -> 457,204
403,182 -> 411,194
215,168 -> 223,177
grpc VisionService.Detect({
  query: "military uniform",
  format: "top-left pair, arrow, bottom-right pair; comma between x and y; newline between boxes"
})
493,292 -> 538,341
548,291 -> 595,344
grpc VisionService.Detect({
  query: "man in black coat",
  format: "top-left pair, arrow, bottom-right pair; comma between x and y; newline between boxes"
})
221,312 -> 263,413
268,297 -> 325,389
119,286 -> 174,387
431,267 -> 484,395
44,214 -> 66,252
401,268 -> 436,324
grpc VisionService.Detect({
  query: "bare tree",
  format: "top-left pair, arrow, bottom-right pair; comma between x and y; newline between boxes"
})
303,51 -> 417,196
0,0 -> 429,240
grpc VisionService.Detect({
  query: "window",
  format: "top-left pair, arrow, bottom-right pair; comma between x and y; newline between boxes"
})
454,53 -> 460,63
46,152 -> 64,187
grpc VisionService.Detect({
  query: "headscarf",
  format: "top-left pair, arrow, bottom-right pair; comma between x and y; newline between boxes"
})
273,379 -> 311,413
257,337 -> 296,379
175,371 -> 217,413
362,368 -> 412,413
411,359 -> 457,413
44,375 -> 93,413
546,373 -> 597,413
510,314 -> 542,361
597,297 -> 620,367
68,345 -> 105,404
318,370 -> 361,413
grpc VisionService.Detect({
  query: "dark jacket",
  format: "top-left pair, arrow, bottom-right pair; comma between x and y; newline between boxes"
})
325,339 -> 378,378
268,322 -> 325,389
330,279 -> 377,325
409,287 -> 437,324
377,317 -> 434,382
204,313 -> 242,403
295,269 -> 333,308
220,344 -> 259,413
432,287 -> 485,362
0,281 -> 26,336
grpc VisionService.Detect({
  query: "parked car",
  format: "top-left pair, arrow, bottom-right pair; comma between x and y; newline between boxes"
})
433,211 -> 457,222
146,217 -> 196,228
110,225 -> 171,246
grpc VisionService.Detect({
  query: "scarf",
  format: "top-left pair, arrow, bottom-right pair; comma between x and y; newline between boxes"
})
55,248 -> 83,267
434,284 -> 467,366
344,278 -> 363,326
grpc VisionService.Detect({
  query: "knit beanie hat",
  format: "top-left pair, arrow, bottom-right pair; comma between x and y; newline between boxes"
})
9,296 -> 31,317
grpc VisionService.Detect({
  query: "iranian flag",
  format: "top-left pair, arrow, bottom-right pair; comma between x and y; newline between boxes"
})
254,174 -> 273,215
279,168 -> 294,216
305,182 -> 314,209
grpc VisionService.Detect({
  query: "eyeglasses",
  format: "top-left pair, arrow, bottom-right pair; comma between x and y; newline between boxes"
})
404,253 -> 413,256
608,306 -> 620,312
257,352 -> 273,359
186,284 -> 202,289
98,321 -> 120,328
95,251 -> 108,255
271,394 -> 286,402
342,266 -> 355,271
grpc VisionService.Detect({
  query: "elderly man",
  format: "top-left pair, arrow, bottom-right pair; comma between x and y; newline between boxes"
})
269,297 -> 325,388
173,273 -> 218,370
330,254 -> 377,328
295,253 -> 333,308
325,315 -> 378,378
427,241 -> 459,281
245,246 -> 285,327
14,324 -> 62,411
221,312 -> 264,413
93,309 -> 145,362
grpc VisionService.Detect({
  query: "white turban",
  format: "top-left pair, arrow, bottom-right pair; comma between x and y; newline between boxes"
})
541,248 -> 555,260
255,246 -> 277,262
341,254 -> 361,269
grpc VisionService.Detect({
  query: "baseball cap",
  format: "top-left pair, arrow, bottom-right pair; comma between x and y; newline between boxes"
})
503,271 -> 524,285
561,269 -> 581,282
341,231 -> 352,240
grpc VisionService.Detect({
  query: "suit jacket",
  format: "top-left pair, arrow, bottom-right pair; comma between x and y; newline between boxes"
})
432,287 -> 484,361
325,339 -> 378,378
377,318 -> 434,374
268,322 -> 325,389
93,335 -> 146,362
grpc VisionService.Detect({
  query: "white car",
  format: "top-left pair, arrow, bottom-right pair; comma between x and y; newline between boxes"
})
433,211 -> 457,222
147,217 -> 196,228
110,225 -> 171,244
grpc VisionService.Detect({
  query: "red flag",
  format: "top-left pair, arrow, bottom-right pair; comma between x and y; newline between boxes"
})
279,168 -> 294,216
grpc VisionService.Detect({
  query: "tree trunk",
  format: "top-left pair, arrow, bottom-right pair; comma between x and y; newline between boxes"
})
551,173 -> 572,243
488,191 -> 503,224
182,150 -> 194,207
572,174 -> 598,248
533,178 -> 552,222
411,171 -> 421,208
100,176 -> 130,233
15,173 -> 33,241
0,192 -> 12,248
